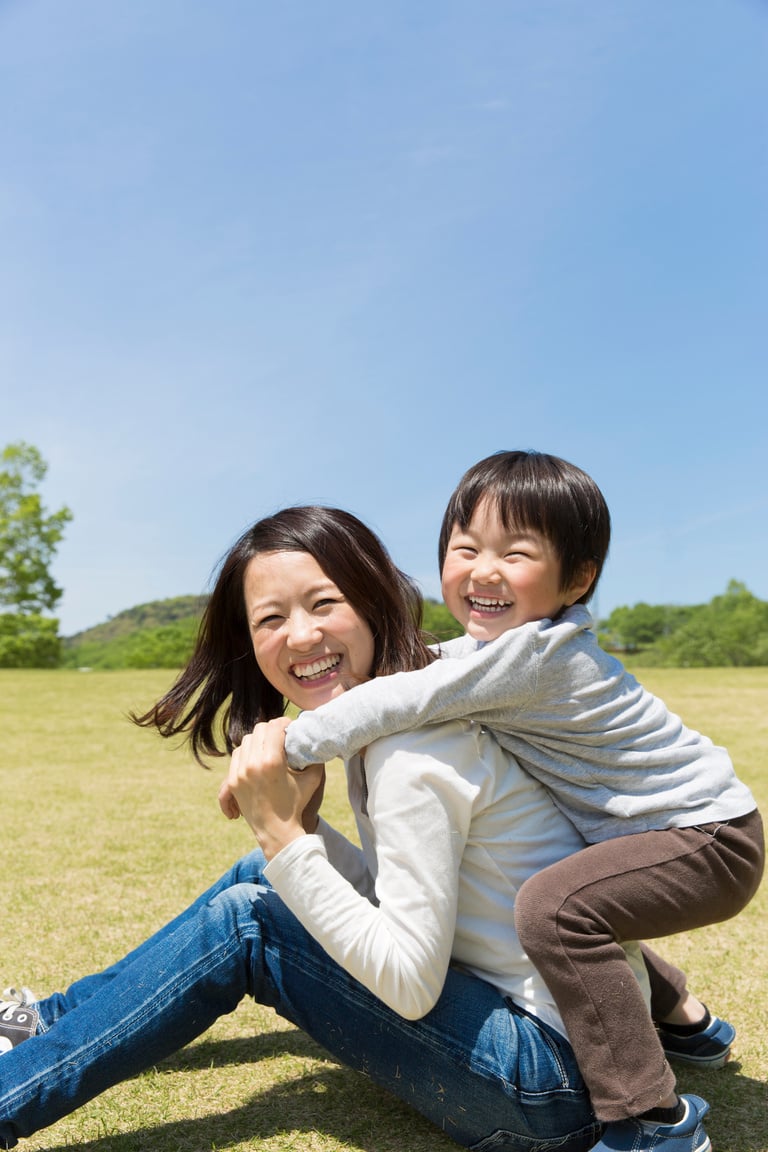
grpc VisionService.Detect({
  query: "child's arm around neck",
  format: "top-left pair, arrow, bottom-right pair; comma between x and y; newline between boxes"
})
284,606 -> 590,768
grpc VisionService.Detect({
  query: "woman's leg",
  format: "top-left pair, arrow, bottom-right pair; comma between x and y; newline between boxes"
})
514,809 -> 764,1123
251,896 -> 600,1151
0,880 -> 599,1152
35,848 -> 269,1026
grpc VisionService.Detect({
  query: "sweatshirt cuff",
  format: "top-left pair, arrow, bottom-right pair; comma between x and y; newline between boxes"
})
284,722 -> 314,769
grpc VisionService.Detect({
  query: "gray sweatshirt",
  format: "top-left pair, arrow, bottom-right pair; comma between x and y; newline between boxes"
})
284,604 -> 756,843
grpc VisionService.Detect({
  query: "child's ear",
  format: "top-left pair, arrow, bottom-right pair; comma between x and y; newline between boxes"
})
563,562 -> 597,606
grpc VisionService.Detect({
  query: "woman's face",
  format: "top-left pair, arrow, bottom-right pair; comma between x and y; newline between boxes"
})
244,550 -> 376,712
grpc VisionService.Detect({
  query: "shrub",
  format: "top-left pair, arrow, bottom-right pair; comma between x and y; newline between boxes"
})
0,613 -> 61,667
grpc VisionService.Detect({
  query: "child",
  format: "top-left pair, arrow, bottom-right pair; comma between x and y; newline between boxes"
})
282,450 -> 764,1152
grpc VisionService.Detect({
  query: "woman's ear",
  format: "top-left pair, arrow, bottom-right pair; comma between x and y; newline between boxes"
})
563,562 -> 597,606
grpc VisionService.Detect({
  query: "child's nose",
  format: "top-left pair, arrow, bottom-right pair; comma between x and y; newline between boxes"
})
471,555 -> 502,583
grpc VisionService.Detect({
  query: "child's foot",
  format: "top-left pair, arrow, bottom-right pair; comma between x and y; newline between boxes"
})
0,997 -> 40,1055
591,1094 -> 710,1151
657,1012 -> 735,1069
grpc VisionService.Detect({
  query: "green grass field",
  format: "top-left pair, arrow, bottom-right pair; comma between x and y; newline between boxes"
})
2,668 -> 767,1151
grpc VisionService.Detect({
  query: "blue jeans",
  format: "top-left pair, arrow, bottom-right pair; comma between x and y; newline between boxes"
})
0,849 -> 600,1151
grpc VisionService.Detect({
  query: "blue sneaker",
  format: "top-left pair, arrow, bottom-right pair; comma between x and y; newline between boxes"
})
591,1095 -> 710,1151
657,1014 -> 735,1069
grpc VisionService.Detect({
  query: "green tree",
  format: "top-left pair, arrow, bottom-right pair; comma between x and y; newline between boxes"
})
642,581 -> 768,667
422,599 -> 463,643
0,442 -> 72,667
0,613 -> 61,668
0,441 -> 73,614
601,602 -> 694,651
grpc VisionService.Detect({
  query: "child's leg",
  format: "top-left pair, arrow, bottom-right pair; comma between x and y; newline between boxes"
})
514,809 -> 764,1123
640,945 -> 716,1031
639,945 -> 688,1021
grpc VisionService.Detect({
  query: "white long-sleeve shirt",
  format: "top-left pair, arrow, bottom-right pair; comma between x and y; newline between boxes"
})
266,719 -> 649,1032
284,606 -> 756,843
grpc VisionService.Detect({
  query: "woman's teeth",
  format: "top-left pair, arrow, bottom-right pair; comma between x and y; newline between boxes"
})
293,655 -> 341,680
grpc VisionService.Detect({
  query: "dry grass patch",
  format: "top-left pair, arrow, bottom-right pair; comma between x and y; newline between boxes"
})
2,668 -> 767,1151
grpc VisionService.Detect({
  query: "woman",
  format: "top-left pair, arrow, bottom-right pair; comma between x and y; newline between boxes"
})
0,506 -> 656,1150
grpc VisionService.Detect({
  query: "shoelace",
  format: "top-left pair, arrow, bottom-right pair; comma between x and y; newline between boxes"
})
1,1000 -> 27,1020
1,985 -> 36,1007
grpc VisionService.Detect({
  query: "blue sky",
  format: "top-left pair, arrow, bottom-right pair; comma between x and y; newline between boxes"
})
2,0 -> 766,636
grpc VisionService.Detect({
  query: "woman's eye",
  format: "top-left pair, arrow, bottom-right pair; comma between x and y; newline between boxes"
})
315,598 -> 339,610
254,614 -> 282,628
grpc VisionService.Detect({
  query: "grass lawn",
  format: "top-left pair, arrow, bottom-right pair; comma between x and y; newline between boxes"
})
2,667 -> 767,1151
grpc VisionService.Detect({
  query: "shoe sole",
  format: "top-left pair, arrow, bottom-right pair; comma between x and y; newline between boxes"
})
662,1046 -> 732,1069
658,1018 -> 736,1070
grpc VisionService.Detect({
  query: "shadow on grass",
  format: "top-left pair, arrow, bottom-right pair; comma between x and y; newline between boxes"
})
39,1029 -> 459,1152
157,1024 -> 333,1070
667,1059 -> 768,1152
35,1038 -> 768,1152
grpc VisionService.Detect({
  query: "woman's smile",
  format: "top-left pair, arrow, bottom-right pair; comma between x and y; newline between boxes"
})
291,654 -> 343,682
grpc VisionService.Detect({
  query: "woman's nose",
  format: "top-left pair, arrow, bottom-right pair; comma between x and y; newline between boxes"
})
286,611 -> 322,649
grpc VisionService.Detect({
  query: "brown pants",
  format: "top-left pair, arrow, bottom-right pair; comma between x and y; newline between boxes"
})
514,808 -> 765,1122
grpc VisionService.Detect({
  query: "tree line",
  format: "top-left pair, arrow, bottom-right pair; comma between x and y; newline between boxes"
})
2,442 -> 766,669
58,597 -> 463,670
599,581 -> 768,667
57,585 -> 768,671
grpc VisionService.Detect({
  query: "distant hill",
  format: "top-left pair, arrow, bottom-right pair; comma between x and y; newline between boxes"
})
64,595 -> 209,646
61,594 -> 462,669
61,595 -> 209,669
52,580 -> 768,671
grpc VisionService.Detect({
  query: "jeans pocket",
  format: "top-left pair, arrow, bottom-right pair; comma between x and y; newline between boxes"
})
470,1117 -> 602,1152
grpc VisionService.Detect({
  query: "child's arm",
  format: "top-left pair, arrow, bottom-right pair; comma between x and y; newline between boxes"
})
284,625 -> 537,768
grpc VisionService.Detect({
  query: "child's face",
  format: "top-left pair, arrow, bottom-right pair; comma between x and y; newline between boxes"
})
441,497 -> 590,642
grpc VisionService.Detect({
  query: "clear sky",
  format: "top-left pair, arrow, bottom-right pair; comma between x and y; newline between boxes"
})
2,0 -> 766,636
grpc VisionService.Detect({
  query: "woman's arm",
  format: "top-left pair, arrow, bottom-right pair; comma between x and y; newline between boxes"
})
266,725 -> 478,1019
314,815 -> 375,900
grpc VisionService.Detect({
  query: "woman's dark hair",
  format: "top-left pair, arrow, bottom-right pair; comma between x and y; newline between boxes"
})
438,450 -> 611,603
133,506 -> 434,764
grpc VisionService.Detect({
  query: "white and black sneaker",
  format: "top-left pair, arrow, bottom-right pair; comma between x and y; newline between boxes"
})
0,997 -> 39,1055
2,986 -> 37,1007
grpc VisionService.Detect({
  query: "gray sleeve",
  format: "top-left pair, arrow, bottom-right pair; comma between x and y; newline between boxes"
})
283,629 -> 533,768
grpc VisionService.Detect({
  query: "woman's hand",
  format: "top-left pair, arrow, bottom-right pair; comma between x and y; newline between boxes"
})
219,717 -> 325,860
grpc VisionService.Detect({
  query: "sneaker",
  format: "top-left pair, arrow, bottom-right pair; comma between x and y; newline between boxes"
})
591,1095 -> 710,1151
0,998 -> 40,1055
1,985 -> 37,1007
657,1014 -> 735,1069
